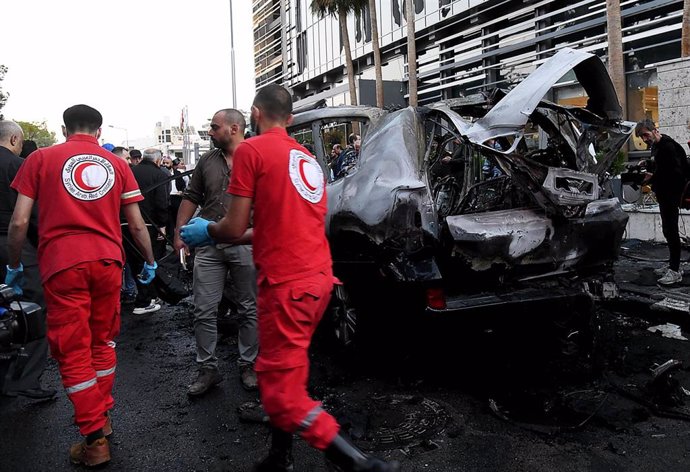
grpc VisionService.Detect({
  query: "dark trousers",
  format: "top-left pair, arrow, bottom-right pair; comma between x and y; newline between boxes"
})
658,198 -> 681,271
122,225 -> 164,308
167,195 -> 183,241
0,235 -> 49,394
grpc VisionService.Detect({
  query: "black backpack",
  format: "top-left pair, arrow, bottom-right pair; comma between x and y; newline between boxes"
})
152,253 -> 190,305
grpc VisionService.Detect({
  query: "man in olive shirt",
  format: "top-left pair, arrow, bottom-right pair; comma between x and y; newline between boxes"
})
173,108 -> 257,395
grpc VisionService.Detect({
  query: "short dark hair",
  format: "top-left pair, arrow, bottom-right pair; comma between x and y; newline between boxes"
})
348,133 -> 360,145
635,118 -> 657,137
111,146 -> 127,156
20,140 -> 38,159
216,108 -> 246,130
63,104 -> 103,134
254,84 -> 293,121
129,149 -> 142,159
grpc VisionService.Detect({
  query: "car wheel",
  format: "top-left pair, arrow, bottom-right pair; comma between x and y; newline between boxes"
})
331,283 -> 358,347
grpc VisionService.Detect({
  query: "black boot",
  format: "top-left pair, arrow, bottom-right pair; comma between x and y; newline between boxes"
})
254,427 -> 294,472
325,433 -> 401,472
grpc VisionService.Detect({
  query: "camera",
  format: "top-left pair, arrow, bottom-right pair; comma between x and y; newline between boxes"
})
619,162 -> 648,189
0,284 -> 45,351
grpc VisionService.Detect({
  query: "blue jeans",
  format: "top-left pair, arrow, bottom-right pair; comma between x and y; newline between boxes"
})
122,263 -> 137,296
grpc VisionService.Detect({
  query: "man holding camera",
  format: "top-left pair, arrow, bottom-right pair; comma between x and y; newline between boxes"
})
635,119 -> 688,285
0,120 -> 55,400
5,105 -> 157,467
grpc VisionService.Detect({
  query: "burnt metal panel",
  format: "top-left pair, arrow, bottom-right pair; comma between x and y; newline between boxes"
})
465,48 -> 624,146
445,198 -> 628,276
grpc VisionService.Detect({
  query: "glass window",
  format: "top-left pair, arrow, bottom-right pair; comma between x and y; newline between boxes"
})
627,69 -> 658,151
320,119 -> 368,182
554,83 -> 588,108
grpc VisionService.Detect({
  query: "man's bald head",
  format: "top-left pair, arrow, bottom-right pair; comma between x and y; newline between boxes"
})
0,120 -> 25,156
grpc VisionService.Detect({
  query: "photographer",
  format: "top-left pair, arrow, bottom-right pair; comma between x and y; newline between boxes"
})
635,119 -> 688,285
0,120 -> 54,399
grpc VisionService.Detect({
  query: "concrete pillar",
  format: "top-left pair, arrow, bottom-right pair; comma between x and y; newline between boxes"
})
657,57 -> 690,145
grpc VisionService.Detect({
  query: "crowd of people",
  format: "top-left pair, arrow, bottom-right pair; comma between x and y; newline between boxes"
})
327,132 -> 361,181
0,85 -> 400,471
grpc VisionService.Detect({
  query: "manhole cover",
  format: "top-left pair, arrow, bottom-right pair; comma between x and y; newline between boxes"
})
328,394 -> 451,451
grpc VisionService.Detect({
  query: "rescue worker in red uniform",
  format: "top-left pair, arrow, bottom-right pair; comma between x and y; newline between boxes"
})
5,104 -> 157,467
181,85 -> 400,472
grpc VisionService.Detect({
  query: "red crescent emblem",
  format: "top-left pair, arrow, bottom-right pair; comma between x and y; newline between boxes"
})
74,162 -> 100,191
298,159 -> 317,192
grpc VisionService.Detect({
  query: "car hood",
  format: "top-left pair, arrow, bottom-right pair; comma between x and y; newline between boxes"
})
453,48 -> 634,215
466,48 -> 622,143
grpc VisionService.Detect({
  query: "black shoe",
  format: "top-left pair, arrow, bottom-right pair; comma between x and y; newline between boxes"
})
120,292 -> 136,306
237,400 -> 270,424
187,366 -> 222,396
325,433 -> 400,472
240,364 -> 258,391
254,427 -> 294,471
6,387 -> 57,400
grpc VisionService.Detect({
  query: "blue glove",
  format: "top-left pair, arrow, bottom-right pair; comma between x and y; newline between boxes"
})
4,263 -> 24,296
138,261 -> 157,285
180,217 -> 215,247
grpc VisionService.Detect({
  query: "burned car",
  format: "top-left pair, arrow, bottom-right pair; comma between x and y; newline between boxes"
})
288,48 -> 634,345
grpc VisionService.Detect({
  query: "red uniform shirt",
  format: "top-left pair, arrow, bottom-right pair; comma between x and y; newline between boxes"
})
228,127 -> 331,284
11,134 -> 143,281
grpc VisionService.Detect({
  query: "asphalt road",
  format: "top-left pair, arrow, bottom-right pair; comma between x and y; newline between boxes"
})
2,248 -> 690,471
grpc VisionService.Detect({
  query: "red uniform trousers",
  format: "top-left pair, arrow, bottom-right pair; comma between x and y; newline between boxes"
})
43,260 -> 122,436
255,270 -> 340,450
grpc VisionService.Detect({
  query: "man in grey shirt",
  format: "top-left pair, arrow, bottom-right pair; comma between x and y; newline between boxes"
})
173,109 -> 258,395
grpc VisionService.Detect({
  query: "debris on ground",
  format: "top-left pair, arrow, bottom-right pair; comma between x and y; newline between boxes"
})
647,324 -> 687,340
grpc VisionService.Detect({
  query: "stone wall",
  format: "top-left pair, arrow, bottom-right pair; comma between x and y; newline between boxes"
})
658,57 -> 690,147
623,205 -> 690,243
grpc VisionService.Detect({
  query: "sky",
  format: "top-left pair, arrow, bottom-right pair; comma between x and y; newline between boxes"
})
1,0 -> 254,148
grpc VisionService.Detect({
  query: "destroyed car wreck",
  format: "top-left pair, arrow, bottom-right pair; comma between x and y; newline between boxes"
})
288,48 -> 635,345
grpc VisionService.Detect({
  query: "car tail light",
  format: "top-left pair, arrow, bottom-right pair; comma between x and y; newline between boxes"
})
425,287 -> 446,310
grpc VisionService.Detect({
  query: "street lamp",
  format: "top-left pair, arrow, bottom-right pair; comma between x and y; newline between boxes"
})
229,0 -> 236,108
108,125 -> 129,148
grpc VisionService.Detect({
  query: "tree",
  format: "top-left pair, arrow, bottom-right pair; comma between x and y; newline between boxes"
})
606,0 -> 626,118
17,121 -> 57,148
369,0 -> 384,107
0,65 -> 8,120
405,0 -> 418,106
683,0 -> 690,57
311,0 -> 367,106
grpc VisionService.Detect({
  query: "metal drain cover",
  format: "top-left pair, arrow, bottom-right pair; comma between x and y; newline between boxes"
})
329,394 -> 451,451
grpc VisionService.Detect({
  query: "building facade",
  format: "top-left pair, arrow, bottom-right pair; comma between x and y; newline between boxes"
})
253,0 -> 686,154
154,120 -> 211,166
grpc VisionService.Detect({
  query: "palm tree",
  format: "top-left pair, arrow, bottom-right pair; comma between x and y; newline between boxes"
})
369,0 -> 384,107
606,0 -> 626,117
311,0 -> 367,106
682,0 -> 690,57
405,0 -> 418,106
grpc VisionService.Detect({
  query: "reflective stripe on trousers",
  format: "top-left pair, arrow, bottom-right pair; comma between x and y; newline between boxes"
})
65,366 -> 115,394
297,405 -> 324,433
65,377 -> 98,395
96,366 -> 116,377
